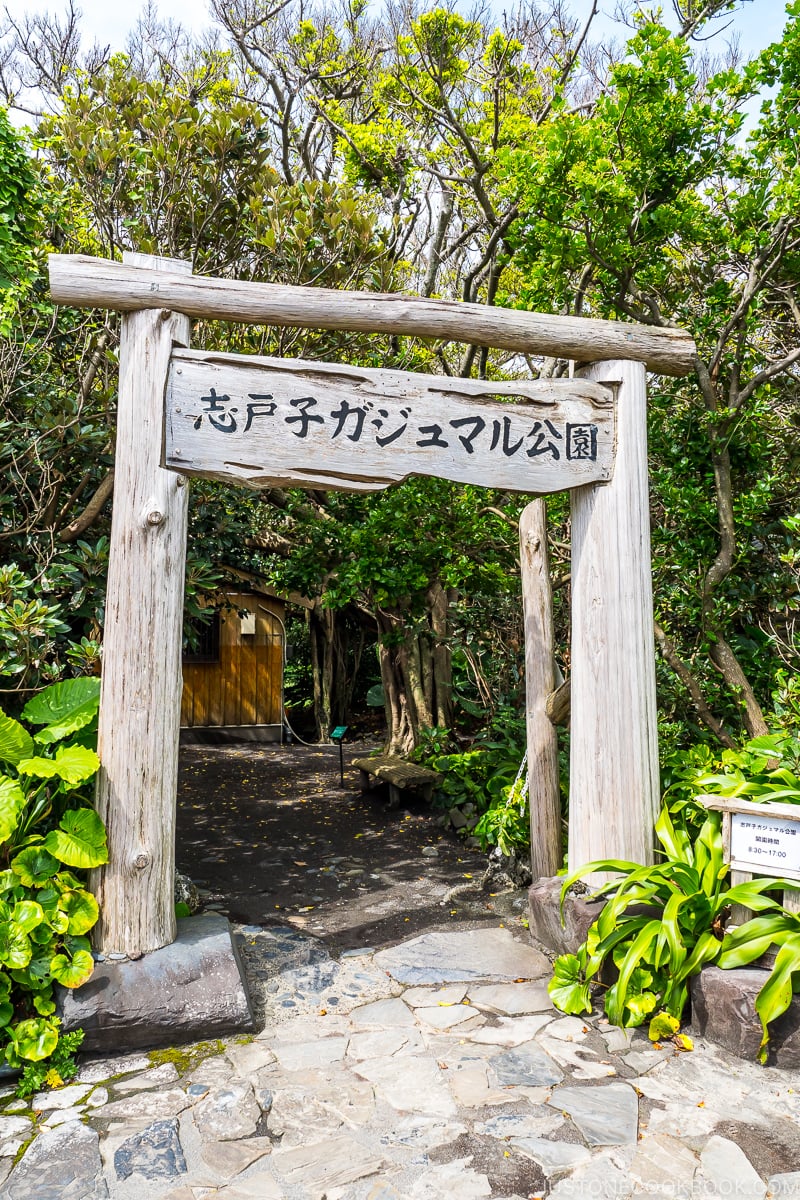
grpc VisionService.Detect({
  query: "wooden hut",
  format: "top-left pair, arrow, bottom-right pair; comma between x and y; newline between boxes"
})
181,588 -> 286,742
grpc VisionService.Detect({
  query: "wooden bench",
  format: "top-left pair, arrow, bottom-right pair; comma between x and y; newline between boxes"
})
351,754 -> 442,808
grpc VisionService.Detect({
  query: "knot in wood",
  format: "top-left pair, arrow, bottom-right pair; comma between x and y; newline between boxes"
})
147,509 -> 164,526
133,852 -> 150,870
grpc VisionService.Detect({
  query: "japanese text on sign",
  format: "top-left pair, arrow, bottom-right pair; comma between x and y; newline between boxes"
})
730,811 -> 800,877
191,386 -> 599,464
164,349 -> 616,494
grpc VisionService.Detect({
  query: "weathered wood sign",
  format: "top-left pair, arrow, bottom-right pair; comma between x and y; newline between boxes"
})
700,796 -> 800,882
164,349 -> 615,493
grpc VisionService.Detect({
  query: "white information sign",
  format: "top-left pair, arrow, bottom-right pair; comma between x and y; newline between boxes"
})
730,810 -> 800,878
163,349 -> 616,493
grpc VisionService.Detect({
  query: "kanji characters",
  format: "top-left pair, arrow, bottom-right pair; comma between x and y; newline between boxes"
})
194,388 -> 238,432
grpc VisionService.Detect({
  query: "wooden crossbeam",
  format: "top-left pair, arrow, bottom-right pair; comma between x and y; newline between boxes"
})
48,254 -> 697,376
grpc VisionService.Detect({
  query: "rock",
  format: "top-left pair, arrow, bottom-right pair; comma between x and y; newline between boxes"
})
347,1029 -> 425,1061
767,1172 -> 800,1197
403,985 -> 468,1008
351,998 -> 417,1029
212,1170 -> 284,1198
98,1088 -> 191,1123
691,967 -> 800,1067
475,1110 -> 564,1141
272,1132 -> 386,1195
548,1082 -> 639,1145
224,1042 -> 275,1076
353,1055 -> 456,1116
421,846 -> 439,858
4,1120 -> 108,1199
374,928 -> 550,985
200,1136 -> 271,1177
629,1132 -> 698,1198
85,1088 -> 108,1109
407,1158 -> 491,1199
114,1118 -> 187,1181
0,1116 -> 32,1157
113,1063 -> 180,1092
414,1005 -> 483,1030
58,914 -> 255,1052
467,982 -> 555,1016
31,1084 -> 91,1110
527,874 -> 605,956
489,1042 -> 563,1088
271,1036 -> 348,1071
512,1137 -> 591,1175
384,1115 -> 468,1150
77,1054 -> 151,1084
697,1135 -> 766,1199
548,1153 -> 634,1199
192,1083 -> 261,1142
467,1014 -> 552,1046
41,1107 -> 87,1128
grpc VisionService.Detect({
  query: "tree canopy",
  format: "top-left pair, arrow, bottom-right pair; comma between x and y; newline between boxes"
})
0,0 -> 796,759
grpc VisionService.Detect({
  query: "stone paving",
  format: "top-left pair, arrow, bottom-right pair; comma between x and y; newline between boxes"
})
1,924 -> 800,1199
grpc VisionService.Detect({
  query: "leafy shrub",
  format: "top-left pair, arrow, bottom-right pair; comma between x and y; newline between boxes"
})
549,804 -> 800,1061
415,710 -> 531,851
0,678 -> 107,1069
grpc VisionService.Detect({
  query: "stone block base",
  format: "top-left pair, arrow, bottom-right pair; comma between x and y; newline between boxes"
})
690,966 -> 800,1069
527,875 -> 605,957
58,914 -> 255,1053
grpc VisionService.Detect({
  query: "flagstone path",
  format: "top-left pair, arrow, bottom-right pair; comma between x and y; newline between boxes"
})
2,923 -> 800,1199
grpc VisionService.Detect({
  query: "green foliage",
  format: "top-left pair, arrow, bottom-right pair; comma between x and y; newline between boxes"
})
549,800 -> 800,1062
0,109 -> 40,293
0,680 -> 105,1069
663,731 -> 800,835
14,1028 -> 84,1098
415,709 -> 531,851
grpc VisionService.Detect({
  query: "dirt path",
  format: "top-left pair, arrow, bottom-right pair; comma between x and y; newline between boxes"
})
175,742 -> 530,953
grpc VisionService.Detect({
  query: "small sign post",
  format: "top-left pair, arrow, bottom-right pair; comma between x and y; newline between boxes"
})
330,725 -> 348,787
699,796 -> 800,920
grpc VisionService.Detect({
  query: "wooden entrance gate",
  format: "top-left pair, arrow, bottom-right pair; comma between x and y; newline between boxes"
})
48,251 -> 696,956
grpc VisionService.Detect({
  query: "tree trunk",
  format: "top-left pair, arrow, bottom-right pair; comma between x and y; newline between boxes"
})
376,588 -> 453,753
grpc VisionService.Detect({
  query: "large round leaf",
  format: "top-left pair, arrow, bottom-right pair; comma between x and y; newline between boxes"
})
0,777 -> 26,843
43,808 -> 108,869
11,846 -> 59,887
59,889 -> 99,936
10,1017 -> 59,1061
0,712 -> 33,767
22,677 -> 100,726
0,924 -> 31,969
50,947 -> 94,988
11,900 -> 43,934
17,745 -> 100,787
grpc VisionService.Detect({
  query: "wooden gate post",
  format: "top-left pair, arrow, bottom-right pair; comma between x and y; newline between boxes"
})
89,252 -> 192,955
569,359 -> 659,877
519,500 -> 561,880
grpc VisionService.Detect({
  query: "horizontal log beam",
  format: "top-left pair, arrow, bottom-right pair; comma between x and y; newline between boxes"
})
49,254 -> 697,377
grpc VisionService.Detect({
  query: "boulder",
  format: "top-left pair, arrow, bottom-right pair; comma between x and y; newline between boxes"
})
58,914 -> 255,1052
690,966 -> 800,1069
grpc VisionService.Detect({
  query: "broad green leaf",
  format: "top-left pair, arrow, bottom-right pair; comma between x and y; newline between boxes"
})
0,777 -> 26,842
18,745 -> 100,787
11,846 -> 59,887
0,868 -> 19,894
0,924 -> 31,969
22,677 -> 100,726
548,953 -> 592,1015
625,991 -> 659,1025
0,711 -> 33,766
33,993 -> 56,1016
754,934 -> 800,1061
43,808 -> 108,869
9,1016 -> 59,1061
11,900 -> 43,933
59,889 -> 99,936
0,1001 -> 12,1025
605,920 -> 662,1026
649,1011 -> 680,1042
50,947 -> 94,988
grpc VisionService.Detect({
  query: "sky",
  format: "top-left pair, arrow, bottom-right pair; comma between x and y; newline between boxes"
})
1,0 -> 792,59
